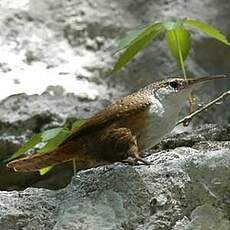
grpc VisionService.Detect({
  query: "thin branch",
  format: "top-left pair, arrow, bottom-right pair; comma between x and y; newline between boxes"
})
73,160 -> 77,175
176,90 -> 230,126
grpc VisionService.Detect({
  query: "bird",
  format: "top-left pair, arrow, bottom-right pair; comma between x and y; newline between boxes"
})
7,75 -> 225,172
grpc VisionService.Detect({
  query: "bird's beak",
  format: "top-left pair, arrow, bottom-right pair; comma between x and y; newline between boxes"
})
186,75 -> 226,89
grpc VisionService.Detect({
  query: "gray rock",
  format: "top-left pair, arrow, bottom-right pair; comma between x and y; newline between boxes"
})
0,0 -> 230,229
0,189 -> 58,230
187,204 -> 230,230
0,126 -> 230,229
0,0 -> 230,122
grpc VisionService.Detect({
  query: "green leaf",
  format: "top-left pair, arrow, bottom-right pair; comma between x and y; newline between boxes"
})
185,19 -> 230,45
37,120 -> 85,175
71,119 -> 86,130
112,22 -> 165,73
114,29 -> 144,54
7,133 -> 42,161
39,129 -> 71,153
166,27 -> 191,62
37,129 -> 72,175
42,128 -> 63,142
39,166 -> 53,175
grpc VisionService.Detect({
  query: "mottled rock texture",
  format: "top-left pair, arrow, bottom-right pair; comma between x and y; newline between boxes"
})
0,0 -> 230,229
0,0 -> 230,120
0,126 -> 230,229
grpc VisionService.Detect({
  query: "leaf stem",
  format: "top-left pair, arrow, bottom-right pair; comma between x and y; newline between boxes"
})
174,30 -> 195,122
73,160 -> 77,175
174,30 -> 187,80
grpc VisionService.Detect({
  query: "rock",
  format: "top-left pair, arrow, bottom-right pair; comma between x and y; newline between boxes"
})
0,189 -> 58,229
1,0 -> 230,122
174,204 -> 230,230
0,0 -> 230,229
0,125 -> 230,229
188,204 -> 230,229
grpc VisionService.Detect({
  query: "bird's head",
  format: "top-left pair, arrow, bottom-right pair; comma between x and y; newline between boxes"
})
144,75 -> 226,107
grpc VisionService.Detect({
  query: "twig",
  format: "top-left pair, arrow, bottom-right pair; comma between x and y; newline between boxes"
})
73,160 -> 77,175
176,90 -> 230,126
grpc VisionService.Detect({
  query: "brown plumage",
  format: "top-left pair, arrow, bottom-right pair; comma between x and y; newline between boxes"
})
7,76 -> 226,172
7,91 -> 152,172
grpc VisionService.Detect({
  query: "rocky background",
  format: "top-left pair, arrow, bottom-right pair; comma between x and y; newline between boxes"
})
0,0 -> 230,229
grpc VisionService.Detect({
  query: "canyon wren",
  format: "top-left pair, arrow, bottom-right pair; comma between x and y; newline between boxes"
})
7,76 -> 225,172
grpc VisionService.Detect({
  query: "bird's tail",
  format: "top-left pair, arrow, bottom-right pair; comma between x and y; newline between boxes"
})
7,149 -> 75,172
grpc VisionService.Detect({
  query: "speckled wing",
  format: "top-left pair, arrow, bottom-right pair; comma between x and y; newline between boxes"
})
63,91 -> 152,142
7,91 -> 152,172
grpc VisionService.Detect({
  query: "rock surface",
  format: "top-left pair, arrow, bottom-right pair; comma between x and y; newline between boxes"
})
0,125 -> 230,230
0,0 -> 229,120
0,0 -> 230,229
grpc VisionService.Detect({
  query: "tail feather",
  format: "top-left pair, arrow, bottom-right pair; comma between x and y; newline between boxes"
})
7,140 -> 108,173
7,149 -> 75,172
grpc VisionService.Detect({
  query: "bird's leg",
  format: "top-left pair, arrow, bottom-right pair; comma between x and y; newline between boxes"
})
99,127 -> 151,166
124,136 -> 152,166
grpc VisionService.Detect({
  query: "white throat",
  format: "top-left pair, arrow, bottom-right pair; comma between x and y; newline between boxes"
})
139,93 -> 188,151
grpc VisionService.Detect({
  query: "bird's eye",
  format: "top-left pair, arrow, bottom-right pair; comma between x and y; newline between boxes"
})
169,81 -> 179,89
